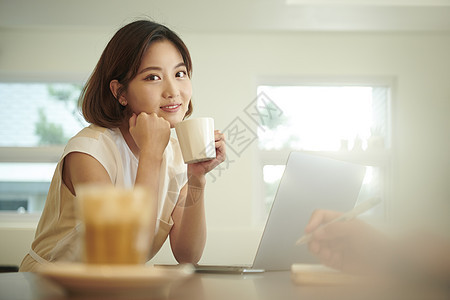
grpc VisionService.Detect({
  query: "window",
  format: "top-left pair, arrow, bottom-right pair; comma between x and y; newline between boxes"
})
0,82 -> 86,213
257,81 -> 392,223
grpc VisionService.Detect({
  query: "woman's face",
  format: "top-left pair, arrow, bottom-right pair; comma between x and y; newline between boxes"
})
124,40 -> 192,128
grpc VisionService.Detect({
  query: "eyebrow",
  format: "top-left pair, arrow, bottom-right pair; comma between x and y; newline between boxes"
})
138,62 -> 186,75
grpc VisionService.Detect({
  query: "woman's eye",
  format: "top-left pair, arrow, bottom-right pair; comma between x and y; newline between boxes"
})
146,74 -> 160,81
176,71 -> 187,78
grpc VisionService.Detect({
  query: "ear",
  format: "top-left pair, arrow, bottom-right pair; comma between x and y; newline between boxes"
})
110,80 -> 127,106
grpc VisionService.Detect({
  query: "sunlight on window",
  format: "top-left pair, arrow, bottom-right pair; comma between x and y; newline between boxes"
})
257,85 -> 389,152
0,83 -> 86,147
263,165 -> 286,184
257,83 -> 391,221
263,165 -> 286,212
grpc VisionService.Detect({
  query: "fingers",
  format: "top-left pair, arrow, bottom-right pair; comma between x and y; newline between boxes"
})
306,211 -> 386,274
129,113 -> 137,128
304,209 -> 343,234
308,237 -> 346,270
129,112 -> 171,154
313,218 -> 364,242
308,240 -> 335,264
214,130 -> 224,141
214,130 -> 225,146
213,130 -> 226,162
306,211 -> 358,270
186,130 -> 226,177
133,112 -> 170,129
327,251 -> 344,270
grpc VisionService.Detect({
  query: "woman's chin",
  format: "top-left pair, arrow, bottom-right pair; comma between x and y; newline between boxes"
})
157,109 -> 188,127
164,116 -> 184,129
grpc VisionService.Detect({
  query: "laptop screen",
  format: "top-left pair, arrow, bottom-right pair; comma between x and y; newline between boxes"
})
252,151 -> 366,271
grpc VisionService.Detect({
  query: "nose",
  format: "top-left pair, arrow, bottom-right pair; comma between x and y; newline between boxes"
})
162,77 -> 179,99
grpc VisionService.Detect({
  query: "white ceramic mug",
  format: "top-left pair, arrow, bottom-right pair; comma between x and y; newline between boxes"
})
175,117 -> 216,164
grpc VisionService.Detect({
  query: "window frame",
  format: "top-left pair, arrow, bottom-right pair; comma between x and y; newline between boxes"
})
0,146 -> 64,163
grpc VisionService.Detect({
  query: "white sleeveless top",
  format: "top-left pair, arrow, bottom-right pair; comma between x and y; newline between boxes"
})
19,125 -> 187,272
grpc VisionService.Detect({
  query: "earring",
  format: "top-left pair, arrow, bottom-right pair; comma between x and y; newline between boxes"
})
121,101 -> 127,106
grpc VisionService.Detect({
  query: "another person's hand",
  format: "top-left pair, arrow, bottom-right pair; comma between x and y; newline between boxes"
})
305,209 -> 391,275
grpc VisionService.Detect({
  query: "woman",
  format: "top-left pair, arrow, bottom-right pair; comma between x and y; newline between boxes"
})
20,19 -> 226,271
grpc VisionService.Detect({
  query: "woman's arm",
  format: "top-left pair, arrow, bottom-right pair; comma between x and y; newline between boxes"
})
127,112 -> 171,252
64,113 -> 169,198
63,152 -> 113,195
169,130 -> 226,264
64,113 -> 171,259
170,175 -> 207,264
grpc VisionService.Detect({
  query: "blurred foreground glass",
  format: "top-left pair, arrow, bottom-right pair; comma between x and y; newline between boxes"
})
77,186 -> 153,265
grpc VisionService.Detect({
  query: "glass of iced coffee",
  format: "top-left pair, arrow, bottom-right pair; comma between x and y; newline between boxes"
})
76,185 -> 154,265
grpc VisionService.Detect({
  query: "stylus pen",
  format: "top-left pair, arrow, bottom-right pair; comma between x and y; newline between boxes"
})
295,197 -> 381,245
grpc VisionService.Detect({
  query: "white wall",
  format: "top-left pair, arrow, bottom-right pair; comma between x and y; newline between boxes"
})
1,26 -> 449,266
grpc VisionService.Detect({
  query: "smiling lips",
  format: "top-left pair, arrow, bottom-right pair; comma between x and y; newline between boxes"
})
160,103 -> 182,113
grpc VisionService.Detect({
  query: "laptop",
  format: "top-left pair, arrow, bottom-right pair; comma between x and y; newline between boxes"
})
196,151 -> 366,274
